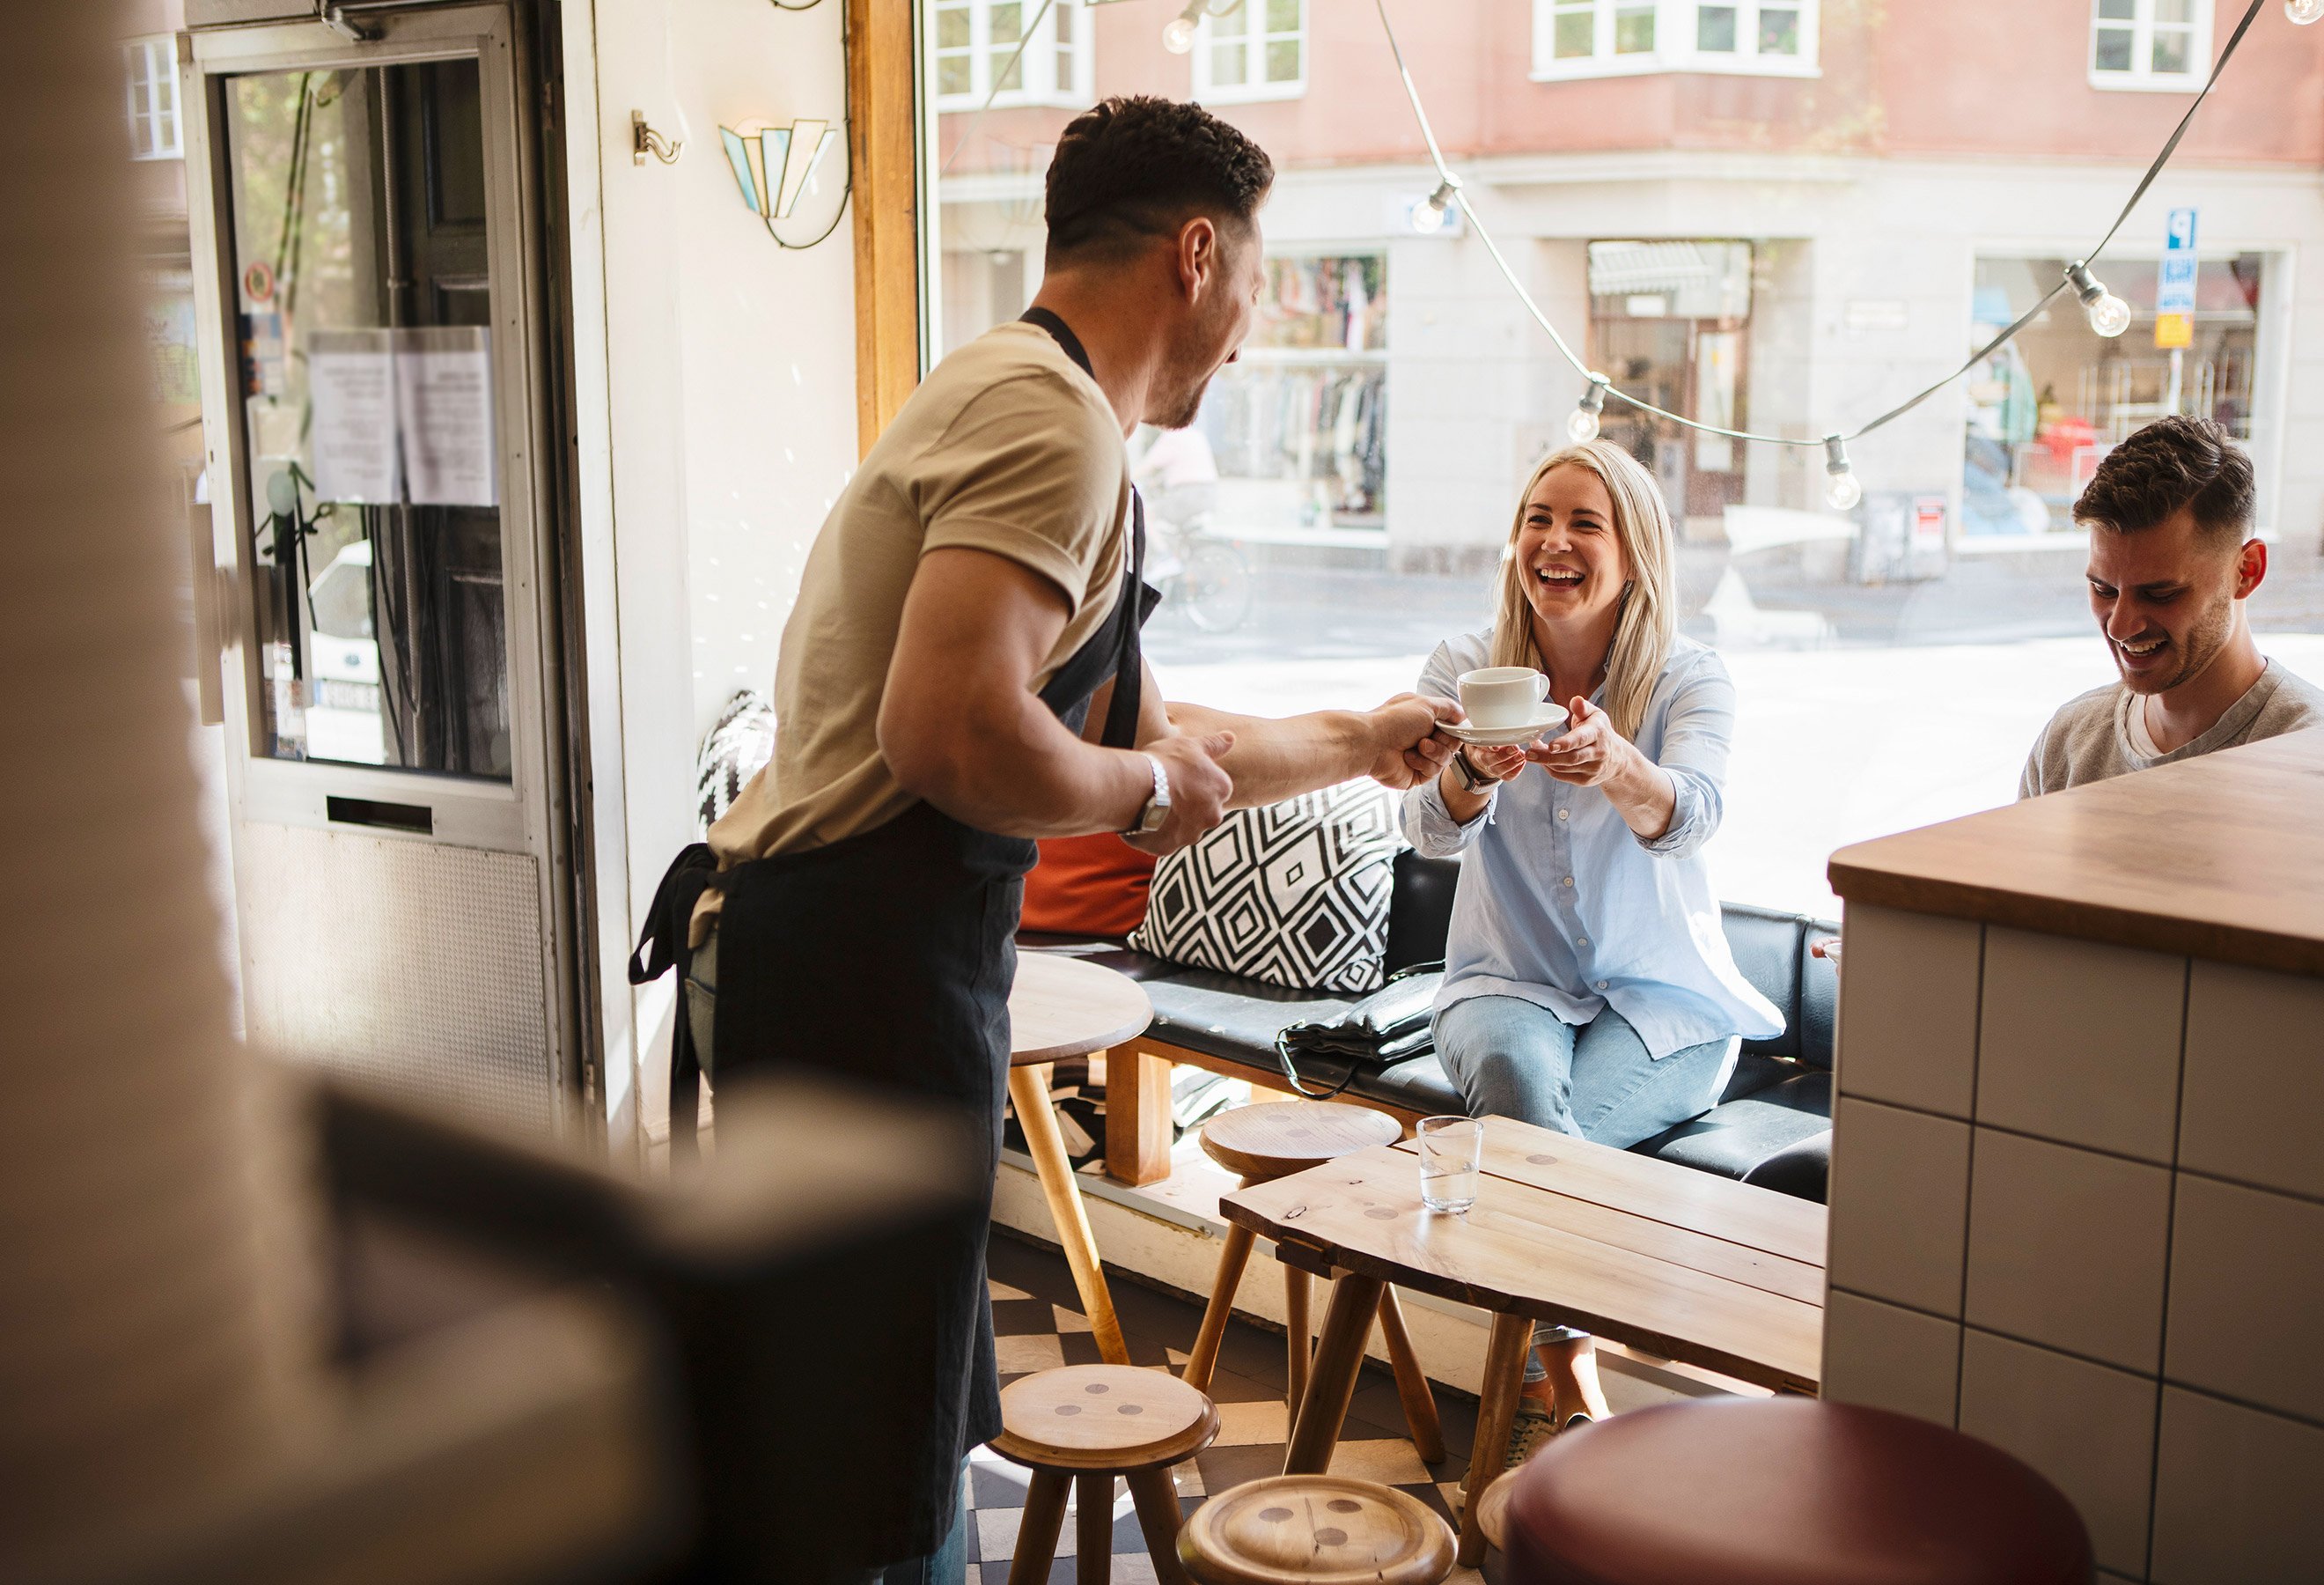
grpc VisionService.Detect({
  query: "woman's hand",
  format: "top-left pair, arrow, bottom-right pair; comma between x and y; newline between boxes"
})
1529,697 -> 1630,787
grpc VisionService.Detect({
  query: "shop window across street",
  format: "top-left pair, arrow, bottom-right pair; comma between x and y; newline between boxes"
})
1193,0 -> 1307,102
2091,0 -> 2212,89
125,36 -> 180,161
1534,0 -> 1818,78
932,0 -> 1091,110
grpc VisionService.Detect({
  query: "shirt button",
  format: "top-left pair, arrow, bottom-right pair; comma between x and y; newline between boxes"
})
1562,876 -> 1574,888
1577,936 -> 1589,947
1556,808 -> 1570,821
1596,980 -> 1609,991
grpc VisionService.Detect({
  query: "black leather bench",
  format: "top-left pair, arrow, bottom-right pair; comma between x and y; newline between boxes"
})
1024,851 -> 1836,1201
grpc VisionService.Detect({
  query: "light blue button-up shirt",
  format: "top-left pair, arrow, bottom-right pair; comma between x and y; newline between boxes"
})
1402,630 -> 1783,1060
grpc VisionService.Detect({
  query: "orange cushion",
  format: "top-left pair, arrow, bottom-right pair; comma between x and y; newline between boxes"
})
1021,833 -> 1157,939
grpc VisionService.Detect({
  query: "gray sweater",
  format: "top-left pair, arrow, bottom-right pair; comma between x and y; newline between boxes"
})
2019,658 -> 2324,799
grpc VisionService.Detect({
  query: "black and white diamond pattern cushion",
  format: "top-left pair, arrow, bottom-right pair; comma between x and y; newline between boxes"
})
1130,780 -> 1401,993
695,689 -> 776,833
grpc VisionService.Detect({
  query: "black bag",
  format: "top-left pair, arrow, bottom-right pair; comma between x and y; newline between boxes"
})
1274,961 -> 1442,1100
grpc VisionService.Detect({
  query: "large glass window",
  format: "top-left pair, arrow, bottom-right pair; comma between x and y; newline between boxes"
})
1536,0 -> 1816,77
2091,0 -> 2210,89
923,8 -> 2323,918
1194,0 -> 1307,101
126,37 -> 181,161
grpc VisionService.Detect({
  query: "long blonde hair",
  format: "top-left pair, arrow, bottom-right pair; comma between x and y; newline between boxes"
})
1488,440 -> 1677,741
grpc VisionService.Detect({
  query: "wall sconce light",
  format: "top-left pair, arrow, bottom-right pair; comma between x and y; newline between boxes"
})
722,118 -> 839,224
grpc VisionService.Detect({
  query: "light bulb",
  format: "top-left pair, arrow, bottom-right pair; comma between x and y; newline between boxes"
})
2067,262 -> 2132,339
1410,199 -> 1448,235
1568,408 -> 1601,444
2289,0 -> 2324,24
1162,7 -> 1198,51
2086,291 -> 2133,338
1822,434 -> 1860,512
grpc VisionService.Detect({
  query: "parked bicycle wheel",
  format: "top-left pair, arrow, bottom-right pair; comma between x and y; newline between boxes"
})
1181,542 -> 1252,633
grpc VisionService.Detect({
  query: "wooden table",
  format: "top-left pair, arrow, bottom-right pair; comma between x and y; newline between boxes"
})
1219,1115 -> 1827,1565
1007,952 -> 1154,1369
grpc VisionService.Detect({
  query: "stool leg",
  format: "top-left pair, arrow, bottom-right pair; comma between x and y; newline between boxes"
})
1376,1286 -> 1446,1463
1076,1472 -> 1113,1585
1011,1468 -> 1070,1585
1126,1467 -> 1193,1585
1283,1263 -> 1313,1416
1283,1272 -> 1385,1475
1183,1221 -> 1254,1394
1009,1063 -> 1130,1366
1458,1311 -> 1534,1568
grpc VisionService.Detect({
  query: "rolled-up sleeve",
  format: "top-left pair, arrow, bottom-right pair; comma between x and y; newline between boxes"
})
1401,640 -> 1489,856
1635,656 -> 1734,859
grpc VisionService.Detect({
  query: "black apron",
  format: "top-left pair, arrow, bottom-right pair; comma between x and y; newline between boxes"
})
631,307 -> 1154,1574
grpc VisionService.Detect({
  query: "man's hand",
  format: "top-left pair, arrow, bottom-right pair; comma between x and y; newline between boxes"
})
1465,742 -> 1531,783
1124,731 -> 1235,856
1527,697 -> 1631,788
1361,693 -> 1464,789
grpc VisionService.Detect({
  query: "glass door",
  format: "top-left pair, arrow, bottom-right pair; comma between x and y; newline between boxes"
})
185,4 -> 579,1133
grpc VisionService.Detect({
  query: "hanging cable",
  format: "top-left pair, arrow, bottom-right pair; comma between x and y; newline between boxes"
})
1370,0 -> 2270,453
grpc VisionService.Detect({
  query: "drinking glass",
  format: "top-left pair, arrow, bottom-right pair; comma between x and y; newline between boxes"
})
1416,1116 -> 1483,1213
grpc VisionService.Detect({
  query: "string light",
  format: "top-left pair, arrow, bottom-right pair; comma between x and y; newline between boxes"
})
2289,0 -> 2324,23
2068,261 -> 2133,338
1411,175 -> 1461,234
1823,437 -> 1862,512
1162,0 -> 1202,51
1568,373 -> 1609,444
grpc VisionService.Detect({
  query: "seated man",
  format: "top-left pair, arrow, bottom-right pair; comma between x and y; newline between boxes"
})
2022,416 -> 2322,797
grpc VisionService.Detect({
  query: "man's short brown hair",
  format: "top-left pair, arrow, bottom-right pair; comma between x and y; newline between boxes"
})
2073,416 -> 2254,541
1044,96 -> 1273,265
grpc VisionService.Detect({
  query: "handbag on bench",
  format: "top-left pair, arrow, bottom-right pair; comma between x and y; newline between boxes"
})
1272,961 -> 1442,1100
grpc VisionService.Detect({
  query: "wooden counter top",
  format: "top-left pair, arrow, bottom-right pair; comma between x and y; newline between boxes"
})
1827,727 -> 2324,978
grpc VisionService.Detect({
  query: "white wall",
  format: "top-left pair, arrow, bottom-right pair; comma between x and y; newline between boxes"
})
563,0 -> 859,1148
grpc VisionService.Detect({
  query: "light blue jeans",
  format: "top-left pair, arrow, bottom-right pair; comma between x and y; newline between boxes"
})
1434,995 -> 1738,1382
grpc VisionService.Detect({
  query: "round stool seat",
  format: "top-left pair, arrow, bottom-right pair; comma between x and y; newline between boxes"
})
1199,1102 -> 1401,1181
1503,1399 -> 2092,1584
990,1365 -> 1219,1472
1180,1475 -> 1456,1585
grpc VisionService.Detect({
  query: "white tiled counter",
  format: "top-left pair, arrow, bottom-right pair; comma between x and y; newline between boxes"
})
1820,729 -> 2324,1585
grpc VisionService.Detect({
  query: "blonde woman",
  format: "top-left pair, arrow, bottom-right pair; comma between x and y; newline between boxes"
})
1402,440 -> 1781,1450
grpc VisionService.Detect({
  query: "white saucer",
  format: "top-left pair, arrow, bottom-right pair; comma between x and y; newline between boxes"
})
1445,704 -> 1569,747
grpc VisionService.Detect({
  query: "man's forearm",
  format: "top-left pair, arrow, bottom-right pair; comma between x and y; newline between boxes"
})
899,691 -> 1152,838
1168,702 -> 1369,807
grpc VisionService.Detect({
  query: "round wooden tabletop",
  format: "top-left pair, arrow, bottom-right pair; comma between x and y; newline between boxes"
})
1178,1474 -> 1456,1585
1200,1101 -> 1403,1181
1009,952 -> 1153,1066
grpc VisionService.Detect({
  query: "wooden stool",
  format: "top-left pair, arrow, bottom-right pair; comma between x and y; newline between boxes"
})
989,1364 -> 1221,1585
1499,1398 -> 2092,1583
1178,1475 -> 1456,1585
1185,1102 -> 1445,1463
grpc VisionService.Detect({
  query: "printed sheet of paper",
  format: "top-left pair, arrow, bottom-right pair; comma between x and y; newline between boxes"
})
307,328 -> 398,503
394,326 -> 497,508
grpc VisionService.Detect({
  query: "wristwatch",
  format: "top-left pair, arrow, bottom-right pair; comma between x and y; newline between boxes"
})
1126,752 -> 1172,836
1452,748 -> 1500,795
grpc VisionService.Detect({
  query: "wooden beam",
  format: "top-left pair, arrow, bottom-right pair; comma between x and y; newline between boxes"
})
846,0 -> 921,456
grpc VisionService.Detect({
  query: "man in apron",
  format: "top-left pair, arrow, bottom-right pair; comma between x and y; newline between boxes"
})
635,97 -> 1457,1582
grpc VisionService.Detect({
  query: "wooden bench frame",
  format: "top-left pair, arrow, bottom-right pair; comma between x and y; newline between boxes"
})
1101,1036 -> 1429,1188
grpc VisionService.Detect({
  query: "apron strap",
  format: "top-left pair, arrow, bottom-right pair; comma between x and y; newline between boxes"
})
630,843 -> 718,1161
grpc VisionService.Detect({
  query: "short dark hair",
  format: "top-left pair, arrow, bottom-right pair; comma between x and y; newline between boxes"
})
2073,416 -> 2254,541
1044,96 -> 1274,264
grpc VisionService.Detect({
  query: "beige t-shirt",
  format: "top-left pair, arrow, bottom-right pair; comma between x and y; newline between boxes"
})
705,320 -> 1132,890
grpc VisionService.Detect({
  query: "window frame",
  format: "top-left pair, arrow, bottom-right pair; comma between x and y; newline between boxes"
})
1192,0 -> 1309,105
1531,0 -> 1820,82
929,0 -> 1093,113
2088,0 -> 2212,93
125,35 -> 182,162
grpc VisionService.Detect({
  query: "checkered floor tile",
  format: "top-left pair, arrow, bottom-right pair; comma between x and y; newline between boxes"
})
972,1235 -> 1491,1583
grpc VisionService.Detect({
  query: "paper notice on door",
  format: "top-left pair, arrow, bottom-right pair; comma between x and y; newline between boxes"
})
308,329 -> 399,503
394,326 -> 497,508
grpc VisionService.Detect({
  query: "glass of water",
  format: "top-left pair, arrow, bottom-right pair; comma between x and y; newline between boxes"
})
1416,1116 -> 1484,1213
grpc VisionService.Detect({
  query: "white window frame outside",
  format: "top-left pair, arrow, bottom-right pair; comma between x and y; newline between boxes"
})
125,35 -> 181,161
930,0 -> 1093,112
1193,0 -> 1308,105
2088,0 -> 2211,92
1531,0 -> 1820,82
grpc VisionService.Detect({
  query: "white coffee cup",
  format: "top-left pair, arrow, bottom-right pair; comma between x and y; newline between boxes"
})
1457,666 -> 1550,728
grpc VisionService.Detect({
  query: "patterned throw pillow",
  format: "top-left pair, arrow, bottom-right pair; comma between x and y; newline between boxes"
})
695,689 -> 776,833
1130,781 -> 1402,993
